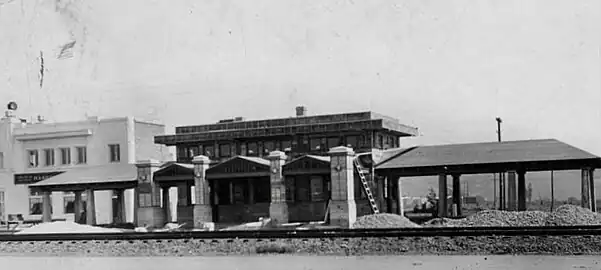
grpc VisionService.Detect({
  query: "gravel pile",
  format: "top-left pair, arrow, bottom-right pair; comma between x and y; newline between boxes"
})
425,205 -> 601,227
545,205 -> 601,226
352,213 -> 420,229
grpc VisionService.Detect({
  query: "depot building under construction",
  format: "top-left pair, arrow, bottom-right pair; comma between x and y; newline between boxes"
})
27,106 -> 601,228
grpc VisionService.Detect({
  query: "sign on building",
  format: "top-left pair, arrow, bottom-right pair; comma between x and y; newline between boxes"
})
13,171 -> 64,185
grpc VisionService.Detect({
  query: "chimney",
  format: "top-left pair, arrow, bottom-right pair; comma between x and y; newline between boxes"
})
295,106 -> 307,117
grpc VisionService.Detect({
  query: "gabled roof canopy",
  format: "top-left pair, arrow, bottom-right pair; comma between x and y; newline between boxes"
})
376,139 -> 601,177
283,155 -> 331,175
206,156 -> 270,179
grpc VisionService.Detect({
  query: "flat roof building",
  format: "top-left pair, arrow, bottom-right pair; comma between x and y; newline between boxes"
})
0,103 -> 171,226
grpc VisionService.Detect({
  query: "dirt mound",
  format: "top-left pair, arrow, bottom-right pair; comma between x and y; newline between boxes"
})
545,205 -> 601,226
352,213 -> 420,229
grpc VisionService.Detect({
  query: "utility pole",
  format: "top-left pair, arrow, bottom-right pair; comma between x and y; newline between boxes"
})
496,117 -> 505,210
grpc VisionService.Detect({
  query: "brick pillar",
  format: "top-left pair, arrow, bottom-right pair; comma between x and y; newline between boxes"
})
582,168 -> 596,211
438,174 -> 448,218
135,159 -> 164,228
42,191 -> 52,223
507,171 -> 517,211
193,155 -> 212,228
451,174 -> 462,217
268,150 -> 288,224
85,189 -> 96,225
517,170 -> 527,211
328,146 -> 357,228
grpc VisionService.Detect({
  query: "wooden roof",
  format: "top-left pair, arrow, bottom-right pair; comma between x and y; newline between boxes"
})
376,139 -> 601,176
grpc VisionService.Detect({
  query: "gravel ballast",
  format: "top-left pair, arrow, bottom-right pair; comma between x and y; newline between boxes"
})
1,235 -> 601,256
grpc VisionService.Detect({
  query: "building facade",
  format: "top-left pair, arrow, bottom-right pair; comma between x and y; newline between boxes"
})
0,104 -> 171,225
150,107 -> 419,225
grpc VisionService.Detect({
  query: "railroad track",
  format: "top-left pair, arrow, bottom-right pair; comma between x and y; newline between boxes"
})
2,225 -> 601,242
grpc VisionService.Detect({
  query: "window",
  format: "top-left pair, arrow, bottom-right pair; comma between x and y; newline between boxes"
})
253,179 -> 271,203
247,142 -> 258,156
29,191 -> 52,215
138,193 -> 152,207
76,147 -> 87,164
327,137 -> 341,149
295,177 -> 311,202
0,152 -> 3,169
346,136 -> 358,148
280,140 -> 292,151
59,148 -> 71,165
177,146 -> 187,161
109,144 -> 120,163
27,150 -> 39,168
310,138 -> 321,150
204,145 -> 214,157
263,141 -> 275,155
377,134 -> 384,149
43,149 -> 55,167
219,144 -> 231,157
232,180 -> 249,205
63,193 -> 75,214
310,176 -> 326,201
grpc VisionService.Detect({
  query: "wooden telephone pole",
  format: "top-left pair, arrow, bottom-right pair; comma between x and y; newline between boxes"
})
496,117 -> 505,210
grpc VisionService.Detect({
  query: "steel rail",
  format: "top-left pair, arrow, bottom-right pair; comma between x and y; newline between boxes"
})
1,225 -> 601,242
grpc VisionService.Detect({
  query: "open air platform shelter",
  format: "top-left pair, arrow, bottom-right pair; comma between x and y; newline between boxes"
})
375,139 -> 601,218
28,163 -> 138,225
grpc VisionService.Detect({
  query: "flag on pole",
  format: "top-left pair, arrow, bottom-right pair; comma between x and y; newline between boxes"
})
57,40 -> 76,60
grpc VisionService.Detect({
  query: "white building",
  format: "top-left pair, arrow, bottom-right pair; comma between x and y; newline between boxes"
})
0,104 -> 172,225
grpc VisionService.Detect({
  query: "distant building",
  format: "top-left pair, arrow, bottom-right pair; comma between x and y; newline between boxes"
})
0,104 -> 171,224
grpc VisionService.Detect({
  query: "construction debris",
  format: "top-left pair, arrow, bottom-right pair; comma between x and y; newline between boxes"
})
352,213 -> 420,229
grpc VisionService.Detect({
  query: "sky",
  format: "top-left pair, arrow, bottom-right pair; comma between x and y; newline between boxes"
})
1,0 -> 600,156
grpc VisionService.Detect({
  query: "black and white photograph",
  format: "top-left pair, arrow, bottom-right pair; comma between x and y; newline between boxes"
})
0,0 -> 600,269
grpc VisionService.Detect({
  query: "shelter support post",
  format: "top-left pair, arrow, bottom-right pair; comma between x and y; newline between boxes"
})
451,174 -> 462,217
507,171 -> 517,211
328,146 -> 357,228
73,191 -> 83,224
517,171 -> 527,211
115,189 -> 126,224
42,191 -> 52,223
438,174 -> 448,218
193,155 -> 212,228
581,168 -> 596,212
396,176 -> 404,216
162,187 -> 171,223
85,189 -> 96,225
268,151 -> 289,224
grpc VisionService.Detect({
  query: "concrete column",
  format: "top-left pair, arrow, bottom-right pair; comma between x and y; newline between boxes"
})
42,191 -> 52,223
328,146 -> 357,228
85,189 -> 96,225
268,150 -> 288,224
438,174 -> 448,218
581,168 -> 595,211
135,159 -> 164,228
74,191 -> 83,224
507,171 -> 517,211
192,155 -> 212,228
162,187 -> 171,222
451,174 -> 462,217
517,170 -> 527,211
115,189 -> 126,224
396,176 -> 404,216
